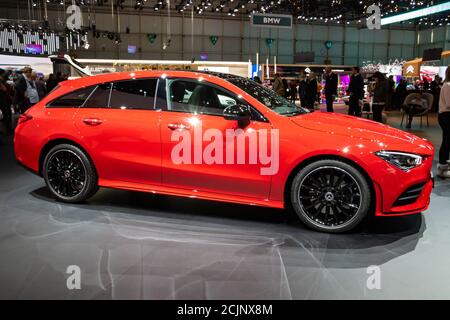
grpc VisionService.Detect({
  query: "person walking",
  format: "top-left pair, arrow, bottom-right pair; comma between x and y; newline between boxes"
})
272,73 -> 285,96
324,66 -> 338,112
347,67 -> 364,117
437,66 -> 450,178
370,72 -> 388,123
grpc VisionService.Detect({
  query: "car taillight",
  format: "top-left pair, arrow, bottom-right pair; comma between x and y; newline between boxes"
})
18,114 -> 33,125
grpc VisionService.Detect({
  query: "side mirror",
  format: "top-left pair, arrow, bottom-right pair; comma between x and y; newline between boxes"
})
223,104 -> 251,122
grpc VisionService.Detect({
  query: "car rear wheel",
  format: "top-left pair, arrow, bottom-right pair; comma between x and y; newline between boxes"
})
43,144 -> 98,203
290,159 -> 371,233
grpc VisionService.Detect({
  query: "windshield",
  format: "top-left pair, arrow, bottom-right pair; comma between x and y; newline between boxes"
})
228,77 -> 309,116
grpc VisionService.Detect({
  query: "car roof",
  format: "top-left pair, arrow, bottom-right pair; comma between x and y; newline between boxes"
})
59,70 -> 245,89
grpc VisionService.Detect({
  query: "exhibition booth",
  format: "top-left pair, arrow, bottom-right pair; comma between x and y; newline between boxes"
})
403,49 -> 450,82
0,54 -> 252,78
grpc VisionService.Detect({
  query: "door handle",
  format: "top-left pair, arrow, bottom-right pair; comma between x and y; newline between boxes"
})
83,118 -> 103,126
167,123 -> 191,131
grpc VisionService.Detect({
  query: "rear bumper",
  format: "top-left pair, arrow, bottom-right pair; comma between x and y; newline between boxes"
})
14,122 -> 40,174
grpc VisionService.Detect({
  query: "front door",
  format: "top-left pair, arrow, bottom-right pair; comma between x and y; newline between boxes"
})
160,78 -> 275,199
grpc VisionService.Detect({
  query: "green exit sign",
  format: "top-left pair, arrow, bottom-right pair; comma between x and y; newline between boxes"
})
251,13 -> 293,29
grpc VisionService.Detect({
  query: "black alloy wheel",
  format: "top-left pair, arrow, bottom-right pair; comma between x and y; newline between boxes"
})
43,144 -> 98,203
291,159 -> 371,233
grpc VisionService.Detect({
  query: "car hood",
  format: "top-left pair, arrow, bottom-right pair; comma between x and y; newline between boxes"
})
289,112 -> 434,154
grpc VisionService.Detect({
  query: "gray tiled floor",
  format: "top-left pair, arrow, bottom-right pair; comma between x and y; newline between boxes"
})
0,108 -> 449,299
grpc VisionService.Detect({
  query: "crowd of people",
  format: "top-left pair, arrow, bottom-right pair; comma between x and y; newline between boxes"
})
1,65 -> 449,180
0,68 -> 68,134
260,66 -> 450,179
261,67 -> 444,128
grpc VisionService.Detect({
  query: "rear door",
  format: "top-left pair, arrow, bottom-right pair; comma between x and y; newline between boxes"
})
74,78 -> 163,186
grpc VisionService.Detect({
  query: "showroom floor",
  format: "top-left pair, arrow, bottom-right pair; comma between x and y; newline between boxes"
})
0,109 -> 449,299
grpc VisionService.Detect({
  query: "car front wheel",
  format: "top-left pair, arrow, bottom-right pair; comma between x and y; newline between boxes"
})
43,144 -> 98,203
291,159 -> 371,233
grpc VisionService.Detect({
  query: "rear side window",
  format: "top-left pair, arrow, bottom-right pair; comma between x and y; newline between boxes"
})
109,79 -> 158,110
83,83 -> 111,109
48,86 -> 96,108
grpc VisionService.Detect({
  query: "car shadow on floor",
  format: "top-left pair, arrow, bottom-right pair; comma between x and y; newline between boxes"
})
30,185 -> 425,268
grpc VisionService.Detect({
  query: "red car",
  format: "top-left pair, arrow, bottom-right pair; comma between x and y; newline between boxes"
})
14,71 -> 434,233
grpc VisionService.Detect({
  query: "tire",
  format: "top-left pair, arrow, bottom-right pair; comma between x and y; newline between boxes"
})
43,144 -> 98,203
290,159 -> 371,233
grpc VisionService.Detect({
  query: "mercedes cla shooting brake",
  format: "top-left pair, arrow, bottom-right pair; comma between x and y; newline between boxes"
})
14,71 -> 434,233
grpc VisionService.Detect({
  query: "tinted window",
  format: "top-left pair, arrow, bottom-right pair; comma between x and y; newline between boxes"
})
109,79 -> 158,110
48,86 -> 96,108
167,79 -> 238,116
228,77 -> 309,117
83,83 -> 111,109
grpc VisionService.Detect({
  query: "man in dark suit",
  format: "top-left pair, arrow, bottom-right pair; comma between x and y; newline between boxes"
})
324,66 -> 338,112
305,72 -> 318,110
347,66 -> 364,117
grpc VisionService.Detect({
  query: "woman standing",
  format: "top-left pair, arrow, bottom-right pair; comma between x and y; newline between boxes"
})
371,71 -> 388,123
437,67 -> 450,178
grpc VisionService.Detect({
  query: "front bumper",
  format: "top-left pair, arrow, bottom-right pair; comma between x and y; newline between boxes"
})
374,164 -> 434,217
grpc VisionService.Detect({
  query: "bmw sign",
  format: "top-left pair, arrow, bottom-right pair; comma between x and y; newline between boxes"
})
251,13 -> 293,29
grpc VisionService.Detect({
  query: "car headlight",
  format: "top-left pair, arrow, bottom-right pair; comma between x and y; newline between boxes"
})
375,151 -> 423,171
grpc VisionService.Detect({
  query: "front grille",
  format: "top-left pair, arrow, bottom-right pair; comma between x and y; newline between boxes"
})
393,183 -> 426,207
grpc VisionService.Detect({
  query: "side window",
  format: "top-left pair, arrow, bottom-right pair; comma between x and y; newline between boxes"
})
167,79 -> 238,116
83,83 -> 111,109
47,86 -> 96,108
109,79 -> 158,110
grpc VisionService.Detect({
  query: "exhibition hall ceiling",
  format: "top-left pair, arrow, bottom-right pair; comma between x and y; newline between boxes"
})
1,0 -> 447,23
